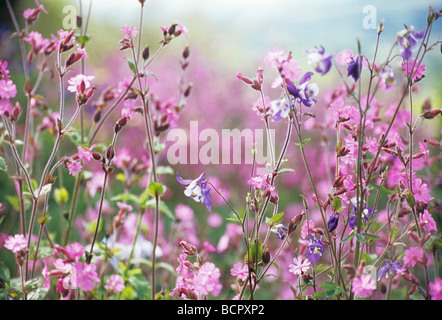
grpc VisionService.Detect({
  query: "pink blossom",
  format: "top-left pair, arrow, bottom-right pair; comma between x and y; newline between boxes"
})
412,178 -> 433,204
193,262 -> 222,296
77,144 -> 96,165
175,204 -> 194,221
67,74 -> 94,93
230,263 -> 249,282
24,31 -> 49,54
57,29 -> 75,43
4,234 -> 28,253
176,252 -> 188,274
0,99 -> 12,116
402,59 -> 426,81
263,48 -> 287,69
75,45 -> 88,59
429,278 -> 442,300
121,24 -> 138,38
403,246 -> 423,268
351,274 -> 376,298
336,49 -> 354,65
71,262 -> 100,292
419,210 -> 437,233
281,59 -> 302,82
207,213 -> 222,228
0,79 -> 17,99
365,136 -> 378,155
288,257 -> 311,276
105,274 -> 125,294
301,220 -> 315,239
67,161 -> 82,176
113,147 -> 132,168
0,60 -> 10,80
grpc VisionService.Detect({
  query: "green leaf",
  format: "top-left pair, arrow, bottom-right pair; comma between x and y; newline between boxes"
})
147,182 -> 165,197
265,212 -> 284,226
125,58 -> 137,74
294,137 -> 311,146
77,35 -> 91,46
341,232 -> 355,243
356,233 -> 366,243
0,156 -> 8,174
332,197 -> 342,212
360,233 -> 380,241
367,184 -> 395,195
319,282 -> 339,290
246,240 -> 263,264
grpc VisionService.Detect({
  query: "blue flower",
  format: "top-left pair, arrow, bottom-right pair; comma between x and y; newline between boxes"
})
308,235 -> 325,265
397,25 -> 425,60
377,260 -> 406,281
287,72 -> 319,107
307,45 -> 333,76
176,172 -> 212,211
271,224 -> 289,240
348,197 -> 376,230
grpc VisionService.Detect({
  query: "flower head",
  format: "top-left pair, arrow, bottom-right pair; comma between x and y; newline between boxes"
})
4,234 -> 28,253
271,224 -> 288,240
419,210 -> 437,233
177,173 -> 212,211
0,79 -> 17,99
307,235 -> 325,265
67,160 -> 82,176
289,257 -> 311,276
307,45 -> 333,75
230,263 -> 249,282
403,246 -> 423,268
105,274 -> 125,294
67,74 -> 94,94
347,55 -> 364,82
429,278 -> 442,300
397,25 -> 425,60
352,274 -> 376,298
287,72 -> 319,107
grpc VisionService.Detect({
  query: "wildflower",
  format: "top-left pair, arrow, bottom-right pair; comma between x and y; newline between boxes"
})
347,55 -> 364,82
306,45 -> 333,75
231,263 -> 249,282
336,49 -> 354,65
281,58 -> 303,82
121,24 -> 138,38
0,79 -> 17,99
307,235 -> 325,265
263,48 -> 287,69
176,252 -> 188,274
67,160 -> 82,176
352,274 -> 377,298
287,72 -> 319,107
403,246 -> 423,268
24,31 -> 49,57
412,178 -> 433,204
193,262 -> 222,296
377,260 -> 405,281
175,204 -> 194,221
348,197 -> 376,230
23,0 -> 47,26
378,66 -> 396,91
70,261 -> 100,292
301,220 -> 315,239
289,257 -> 311,276
67,74 -> 94,94
270,98 -> 291,122
4,234 -> 28,253
402,59 -> 426,81
77,144 -> 96,165
176,172 -> 212,211
419,210 -> 437,233
105,274 -> 125,294
429,278 -> 442,300
271,224 -> 289,240
397,25 -> 425,60
0,60 -> 10,80
327,211 -> 340,233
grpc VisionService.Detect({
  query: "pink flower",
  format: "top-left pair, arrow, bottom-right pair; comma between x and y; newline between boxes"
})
121,24 -> 138,38
77,144 -> 96,165
105,274 -> 125,294
193,262 -> 222,296
0,79 -> 17,99
336,49 -> 354,65
75,45 -> 88,59
57,29 -> 75,43
412,178 -> 433,204
175,204 -> 194,221
351,274 -> 376,298
230,263 -> 249,282
419,210 -> 437,233
207,213 -> 222,228
247,175 -> 267,189
289,257 -> 311,276
0,60 -> 10,80
365,136 -> 378,155
67,161 -> 82,176
176,252 -> 188,274
403,246 -> 423,267
4,234 -> 28,253
429,278 -> 442,300
402,59 -> 426,81
301,220 -> 315,239
263,48 -> 287,69
281,59 -> 302,82
24,31 -> 49,54
70,262 -> 100,292
67,74 -> 94,93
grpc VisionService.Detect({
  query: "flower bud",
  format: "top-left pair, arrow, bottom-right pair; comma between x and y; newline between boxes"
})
180,240 -> 197,256
262,248 -> 271,264
142,46 -> 150,60
288,211 -> 305,234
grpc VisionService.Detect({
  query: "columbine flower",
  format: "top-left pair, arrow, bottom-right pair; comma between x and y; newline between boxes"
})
307,235 -> 325,265
289,257 -> 311,276
327,211 -> 340,233
4,234 -> 28,253
377,260 -> 405,281
429,278 -> 442,300
347,55 -> 364,82
396,25 -> 425,60
176,173 -> 212,211
105,274 -> 125,294
307,45 -> 333,75
352,274 -> 376,298
271,224 -> 288,240
403,246 -> 423,268
378,66 -> 396,91
348,197 -> 376,229
270,98 -> 291,122
230,263 -> 249,282
419,210 -> 437,233
287,72 -> 319,107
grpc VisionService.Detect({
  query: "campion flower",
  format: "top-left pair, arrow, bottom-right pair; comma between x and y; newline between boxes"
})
429,278 -> 442,300
4,234 -> 28,253
193,262 -> 222,296
403,246 -> 423,268
77,144 -> 96,165
396,25 -> 425,60
287,72 -> 319,107
67,160 -> 82,176
419,210 -> 437,233
289,257 -> 311,276
121,24 -> 138,38
23,0 -> 47,26
105,274 -> 125,294
0,60 -> 10,80
230,263 -> 249,282
176,172 -> 212,211
307,235 -> 325,265
352,274 -> 376,298
67,74 -> 94,93
271,224 -> 288,240
402,59 -> 426,81
307,45 -> 333,75
0,79 -> 17,99
412,177 -> 433,204
70,261 -> 100,292
263,48 -> 287,69
281,58 -> 303,82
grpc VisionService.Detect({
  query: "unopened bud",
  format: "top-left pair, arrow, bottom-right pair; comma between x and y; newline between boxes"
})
142,46 -> 150,60
262,248 -> 271,264
180,240 -> 197,256
288,211 -> 305,234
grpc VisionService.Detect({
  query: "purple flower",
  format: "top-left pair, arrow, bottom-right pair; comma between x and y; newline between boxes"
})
271,224 -> 288,240
327,211 -> 339,233
348,197 -> 376,230
307,45 -> 333,75
377,260 -> 406,281
177,172 -> 212,211
347,55 -> 363,82
308,235 -> 325,265
287,72 -> 319,107
397,25 -> 425,60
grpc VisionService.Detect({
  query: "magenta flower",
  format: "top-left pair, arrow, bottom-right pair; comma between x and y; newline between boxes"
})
0,60 -> 10,80
419,210 -> 437,233
193,262 -> 222,296
281,58 -> 303,82
230,263 -> 249,282
0,79 -> 17,99
77,144 -> 96,165
403,246 -> 423,268
67,74 -> 95,93
402,59 -> 426,81
70,262 -> 100,292
288,257 -> 311,276
429,278 -> 442,300
67,160 -> 82,176
352,274 -> 377,298
121,24 -> 138,38
4,234 -> 28,253
105,274 -> 125,294
412,178 -> 433,204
